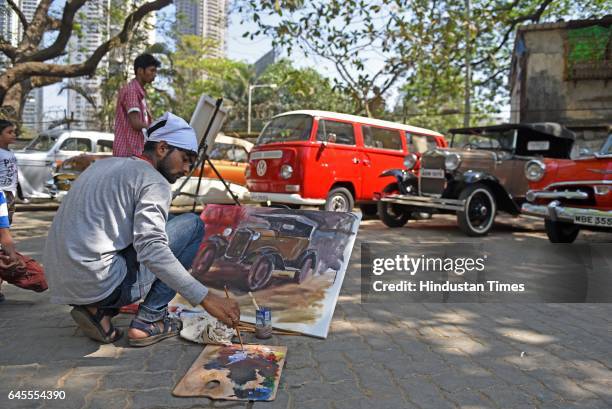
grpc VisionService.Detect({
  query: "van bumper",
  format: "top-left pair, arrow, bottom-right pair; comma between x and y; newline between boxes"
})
248,192 -> 326,205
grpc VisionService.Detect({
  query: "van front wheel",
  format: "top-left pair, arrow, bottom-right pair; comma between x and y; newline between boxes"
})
324,187 -> 354,212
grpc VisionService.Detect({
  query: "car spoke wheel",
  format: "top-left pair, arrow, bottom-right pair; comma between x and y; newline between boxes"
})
324,187 -> 354,212
545,219 -> 579,243
192,244 -> 218,278
457,184 -> 496,236
377,183 -> 411,227
295,257 -> 314,284
247,255 -> 274,291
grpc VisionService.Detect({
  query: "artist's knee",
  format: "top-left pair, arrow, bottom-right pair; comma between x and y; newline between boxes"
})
171,213 -> 204,241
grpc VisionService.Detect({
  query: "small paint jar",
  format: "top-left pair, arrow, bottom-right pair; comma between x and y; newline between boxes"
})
255,307 -> 272,339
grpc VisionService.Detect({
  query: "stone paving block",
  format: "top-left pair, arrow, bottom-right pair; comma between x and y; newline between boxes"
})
332,396 -> 418,409
317,361 -> 355,382
446,390 -> 495,409
129,388 -> 214,409
527,368 -> 601,401
99,370 -> 176,391
48,373 -> 100,409
281,366 -> 320,388
396,375 -> 456,409
480,385 -> 537,408
84,389 -> 130,409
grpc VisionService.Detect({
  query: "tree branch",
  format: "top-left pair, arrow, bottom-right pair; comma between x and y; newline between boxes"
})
0,39 -> 17,60
19,0 -> 87,63
45,16 -> 63,31
1,0 -> 172,98
6,0 -> 28,31
472,0 -> 554,68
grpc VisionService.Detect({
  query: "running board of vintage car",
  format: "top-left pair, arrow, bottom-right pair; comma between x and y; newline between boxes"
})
380,194 -> 466,212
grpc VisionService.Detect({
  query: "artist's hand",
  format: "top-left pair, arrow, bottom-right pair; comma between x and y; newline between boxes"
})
201,292 -> 240,327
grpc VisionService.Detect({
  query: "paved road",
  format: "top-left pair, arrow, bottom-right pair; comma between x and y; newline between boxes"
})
0,210 -> 610,409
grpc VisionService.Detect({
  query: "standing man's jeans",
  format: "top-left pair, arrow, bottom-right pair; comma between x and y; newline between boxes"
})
89,213 -> 205,323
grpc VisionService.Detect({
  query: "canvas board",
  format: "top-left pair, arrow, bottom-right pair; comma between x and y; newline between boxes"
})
189,95 -> 228,154
173,344 -> 287,401
183,205 -> 361,338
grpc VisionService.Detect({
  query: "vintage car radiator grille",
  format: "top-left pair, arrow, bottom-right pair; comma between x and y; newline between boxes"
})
226,230 -> 251,258
420,155 -> 446,196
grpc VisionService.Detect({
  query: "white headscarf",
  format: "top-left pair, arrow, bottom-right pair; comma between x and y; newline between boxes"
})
146,112 -> 198,154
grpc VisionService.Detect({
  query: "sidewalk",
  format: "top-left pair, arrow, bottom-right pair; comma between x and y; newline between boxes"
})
0,211 -> 610,409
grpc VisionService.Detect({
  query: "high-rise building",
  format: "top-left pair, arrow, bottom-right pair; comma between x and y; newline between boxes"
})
175,0 -> 228,58
66,0 -> 156,130
0,0 -> 44,131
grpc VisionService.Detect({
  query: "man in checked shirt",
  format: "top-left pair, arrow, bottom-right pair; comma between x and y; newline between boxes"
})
113,53 -> 160,157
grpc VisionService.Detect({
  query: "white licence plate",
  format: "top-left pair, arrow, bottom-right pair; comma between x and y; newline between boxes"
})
250,193 -> 270,202
421,169 -> 445,179
574,214 -> 612,227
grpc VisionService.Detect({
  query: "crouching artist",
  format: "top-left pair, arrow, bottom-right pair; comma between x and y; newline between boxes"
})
43,112 -> 239,346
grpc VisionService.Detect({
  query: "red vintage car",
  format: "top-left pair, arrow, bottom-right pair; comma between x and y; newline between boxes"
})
521,134 -> 612,242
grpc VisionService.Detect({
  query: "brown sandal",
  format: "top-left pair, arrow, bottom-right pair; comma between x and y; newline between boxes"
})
70,306 -> 123,343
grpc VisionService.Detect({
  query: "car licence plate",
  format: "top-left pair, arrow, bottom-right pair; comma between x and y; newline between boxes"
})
574,214 -> 612,227
421,169 -> 445,179
250,193 -> 270,202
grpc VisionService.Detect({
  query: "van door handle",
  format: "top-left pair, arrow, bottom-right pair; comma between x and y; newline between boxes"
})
352,158 -> 360,164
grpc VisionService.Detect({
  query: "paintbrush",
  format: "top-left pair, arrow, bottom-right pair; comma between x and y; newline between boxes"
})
224,285 -> 244,351
248,291 -> 260,311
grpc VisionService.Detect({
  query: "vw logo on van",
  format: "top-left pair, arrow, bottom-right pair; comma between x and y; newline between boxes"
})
256,160 -> 267,176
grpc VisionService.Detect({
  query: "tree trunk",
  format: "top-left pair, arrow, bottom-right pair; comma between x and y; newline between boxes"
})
1,81 -> 30,125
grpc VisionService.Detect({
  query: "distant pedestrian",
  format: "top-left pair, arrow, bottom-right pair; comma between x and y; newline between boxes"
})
113,53 -> 160,157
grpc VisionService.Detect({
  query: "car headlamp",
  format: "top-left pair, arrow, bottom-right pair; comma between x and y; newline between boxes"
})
444,153 -> 461,171
525,160 -> 546,182
222,227 -> 233,237
280,164 -> 293,179
403,153 -> 417,170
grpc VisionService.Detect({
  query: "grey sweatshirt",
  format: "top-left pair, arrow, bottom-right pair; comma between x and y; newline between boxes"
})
43,157 -> 208,306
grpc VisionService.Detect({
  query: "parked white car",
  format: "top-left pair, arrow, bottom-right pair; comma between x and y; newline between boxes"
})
15,129 -> 114,200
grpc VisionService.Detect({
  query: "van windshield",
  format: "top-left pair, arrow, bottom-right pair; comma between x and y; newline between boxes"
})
257,114 -> 313,145
25,134 -> 58,152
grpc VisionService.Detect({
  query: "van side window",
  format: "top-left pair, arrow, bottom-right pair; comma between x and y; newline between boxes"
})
407,134 -> 438,154
96,140 -> 113,153
363,126 -> 402,150
316,120 -> 355,145
60,138 -> 92,152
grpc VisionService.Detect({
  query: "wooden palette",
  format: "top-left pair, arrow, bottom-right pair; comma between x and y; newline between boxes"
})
173,344 -> 287,401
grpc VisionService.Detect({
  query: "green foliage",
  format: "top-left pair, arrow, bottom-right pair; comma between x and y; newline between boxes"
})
237,0 -> 612,129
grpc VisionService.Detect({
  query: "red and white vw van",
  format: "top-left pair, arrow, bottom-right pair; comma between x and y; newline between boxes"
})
246,110 -> 446,212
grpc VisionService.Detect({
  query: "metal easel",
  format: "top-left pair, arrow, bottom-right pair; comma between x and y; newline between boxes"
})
172,98 -> 242,211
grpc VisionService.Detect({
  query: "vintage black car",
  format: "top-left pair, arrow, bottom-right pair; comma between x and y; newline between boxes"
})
376,123 -> 576,236
194,213 -> 318,291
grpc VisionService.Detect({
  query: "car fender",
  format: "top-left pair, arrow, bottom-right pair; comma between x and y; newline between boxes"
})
248,246 -> 284,269
296,249 -> 317,269
379,168 -> 405,181
457,171 -> 520,215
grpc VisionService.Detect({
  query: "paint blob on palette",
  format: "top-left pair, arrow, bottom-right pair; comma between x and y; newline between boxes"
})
173,344 -> 287,401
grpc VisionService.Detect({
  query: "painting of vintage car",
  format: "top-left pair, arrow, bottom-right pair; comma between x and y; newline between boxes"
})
522,133 -> 612,243
194,213 -> 318,291
187,205 -> 361,338
376,123 -> 576,236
